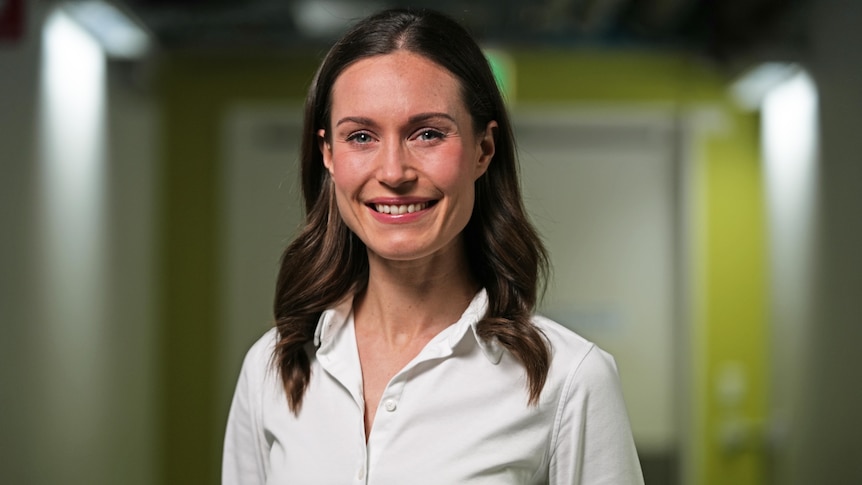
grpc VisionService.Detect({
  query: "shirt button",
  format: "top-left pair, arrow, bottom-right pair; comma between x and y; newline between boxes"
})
357,466 -> 365,480
383,399 -> 397,412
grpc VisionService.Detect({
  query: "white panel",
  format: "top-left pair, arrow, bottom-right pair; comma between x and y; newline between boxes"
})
37,8 -> 109,483
516,107 -> 677,451
219,104 -> 305,407
761,69 -> 820,484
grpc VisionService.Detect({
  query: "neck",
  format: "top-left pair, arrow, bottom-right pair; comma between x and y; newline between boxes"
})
354,244 -> 479,345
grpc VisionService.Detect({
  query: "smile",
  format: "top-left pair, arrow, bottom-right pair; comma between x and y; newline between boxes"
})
372,201 -> 434,214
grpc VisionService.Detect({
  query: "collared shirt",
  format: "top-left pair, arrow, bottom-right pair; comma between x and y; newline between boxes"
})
223,290 -> 644,484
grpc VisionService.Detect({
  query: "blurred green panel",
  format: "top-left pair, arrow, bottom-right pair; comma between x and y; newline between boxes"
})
154,51 -> 320,485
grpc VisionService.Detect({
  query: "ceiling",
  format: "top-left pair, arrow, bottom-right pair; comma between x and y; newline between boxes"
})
115,0 -> 810,66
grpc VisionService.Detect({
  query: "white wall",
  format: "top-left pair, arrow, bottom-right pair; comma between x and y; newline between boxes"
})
0,2 -> 157,483
762,70 -> 820,485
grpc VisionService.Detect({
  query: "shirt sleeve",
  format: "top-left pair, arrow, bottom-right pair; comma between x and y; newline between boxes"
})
549,345 -> 645,485
222,337 -> 270,485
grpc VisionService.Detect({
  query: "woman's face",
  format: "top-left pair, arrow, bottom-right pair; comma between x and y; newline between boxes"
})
320,50 -> 496,264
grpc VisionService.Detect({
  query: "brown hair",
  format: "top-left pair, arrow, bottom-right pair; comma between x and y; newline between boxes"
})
273,8 -> 550,413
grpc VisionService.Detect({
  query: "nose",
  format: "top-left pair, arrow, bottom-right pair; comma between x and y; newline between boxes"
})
375,139 -> 416,187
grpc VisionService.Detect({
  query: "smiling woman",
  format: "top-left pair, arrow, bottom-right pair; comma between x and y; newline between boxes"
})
321,50 -> 495,264
222,7 -> 644,485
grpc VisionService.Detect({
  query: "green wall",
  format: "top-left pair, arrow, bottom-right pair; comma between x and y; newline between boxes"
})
155,53 -> 319,484
699,110 -> 769,485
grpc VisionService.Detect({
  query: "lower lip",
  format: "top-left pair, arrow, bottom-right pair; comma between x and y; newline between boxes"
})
368,205 -> 432,224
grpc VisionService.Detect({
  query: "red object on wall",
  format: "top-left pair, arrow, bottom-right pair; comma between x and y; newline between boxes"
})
0,0 -> 25,42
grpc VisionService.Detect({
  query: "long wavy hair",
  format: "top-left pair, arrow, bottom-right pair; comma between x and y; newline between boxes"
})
273,8 -> 550,413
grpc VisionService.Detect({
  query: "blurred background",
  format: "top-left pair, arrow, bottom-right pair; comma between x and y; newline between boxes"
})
1,0 -> 860,483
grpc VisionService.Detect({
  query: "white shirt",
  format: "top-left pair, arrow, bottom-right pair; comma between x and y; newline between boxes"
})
223,290 -> 644,484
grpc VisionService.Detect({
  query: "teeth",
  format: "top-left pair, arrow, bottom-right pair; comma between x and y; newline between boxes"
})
374,202 -> 429,214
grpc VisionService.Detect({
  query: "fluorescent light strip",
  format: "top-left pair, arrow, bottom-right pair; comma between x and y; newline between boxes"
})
64,0 -> 151,59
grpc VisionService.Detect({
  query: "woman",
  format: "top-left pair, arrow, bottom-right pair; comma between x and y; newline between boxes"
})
223,7 -> 644,484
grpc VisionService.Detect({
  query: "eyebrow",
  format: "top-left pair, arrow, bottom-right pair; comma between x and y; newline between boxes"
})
408,112 -> 457,124
334,112 -> 456,128
335,116 -> 376,128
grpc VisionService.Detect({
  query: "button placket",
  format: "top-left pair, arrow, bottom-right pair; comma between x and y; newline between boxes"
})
376,344 -> 446,418
380,377 -> 405,414
357,407 -> 369,484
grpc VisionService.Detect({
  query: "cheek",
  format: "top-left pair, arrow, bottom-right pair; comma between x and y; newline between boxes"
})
329,167 -> 363,230
428,145 -> 479,191
328,154 -> 367,194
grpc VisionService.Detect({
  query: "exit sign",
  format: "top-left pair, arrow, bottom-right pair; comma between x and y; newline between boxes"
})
0,0 -> 24,42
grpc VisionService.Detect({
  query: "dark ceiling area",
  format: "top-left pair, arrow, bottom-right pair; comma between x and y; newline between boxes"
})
117,0 -> 810,66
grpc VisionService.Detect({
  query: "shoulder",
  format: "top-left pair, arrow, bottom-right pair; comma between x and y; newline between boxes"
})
237,327 -> 280,384
532,316 -> 644,483
246,327 -> 279,363
530,314 -> 622,398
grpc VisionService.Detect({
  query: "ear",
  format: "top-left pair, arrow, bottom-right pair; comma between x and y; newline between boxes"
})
474,120 -> 497,180
318,128 -> 334,173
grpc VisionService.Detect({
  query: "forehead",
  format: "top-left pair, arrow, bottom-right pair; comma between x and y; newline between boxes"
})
329,51 -> 467,117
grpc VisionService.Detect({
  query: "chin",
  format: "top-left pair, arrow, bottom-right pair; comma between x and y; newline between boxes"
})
369,248 -> 429,262
364,240 -> 440,261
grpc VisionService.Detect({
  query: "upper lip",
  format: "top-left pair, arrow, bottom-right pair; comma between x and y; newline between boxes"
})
365,197 -> 435,205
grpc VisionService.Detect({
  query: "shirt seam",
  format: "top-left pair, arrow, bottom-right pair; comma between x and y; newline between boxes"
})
256,332 -> 278,481
547,342 -> 597,482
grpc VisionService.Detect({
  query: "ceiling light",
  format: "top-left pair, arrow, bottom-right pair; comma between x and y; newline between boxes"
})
292,0 -> 383,38
63,0 -> 151,59
730,62 -> 799,111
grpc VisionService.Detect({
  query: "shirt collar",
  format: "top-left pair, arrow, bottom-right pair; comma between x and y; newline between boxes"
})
312,294 -> 353,348
312,288 -> 504,364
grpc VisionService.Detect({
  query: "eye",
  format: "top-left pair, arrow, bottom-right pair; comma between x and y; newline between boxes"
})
416,129 -> 445,142
346,132 -> 374,144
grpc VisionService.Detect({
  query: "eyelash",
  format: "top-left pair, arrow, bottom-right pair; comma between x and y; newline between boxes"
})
346,132 -> 374,144
416,129 -> 445,141
343,128 -> 446,145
